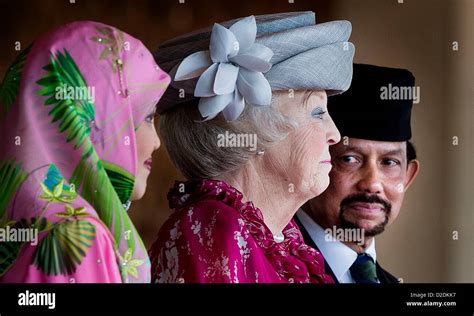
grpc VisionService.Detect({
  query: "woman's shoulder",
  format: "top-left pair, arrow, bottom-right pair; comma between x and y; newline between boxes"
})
150,198 -> 266,283
165,198 -> 245,233
153,200 -> 249,259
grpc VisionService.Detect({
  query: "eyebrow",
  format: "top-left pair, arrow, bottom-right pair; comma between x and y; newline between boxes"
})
303,91 -> 327,112
336,145 -> 362,153
336,146 -> 404,156
381,149 -> 404,157
302,91 -> 315,111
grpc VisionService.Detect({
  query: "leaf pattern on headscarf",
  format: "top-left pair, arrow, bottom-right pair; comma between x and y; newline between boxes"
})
91,26 -> 125,72
0,159 -> 28,218
0,45 -> 32,119
0,217 -> 53,276
40,164 -> 77,204
69,157 -> 143,270
33,219 -> 96,276
36,49 -> 96,159
102,160 -> 135,205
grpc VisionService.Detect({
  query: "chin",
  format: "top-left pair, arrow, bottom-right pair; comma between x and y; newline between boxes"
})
131,183 -> 146,201
312,175 -> 330,197
354,220 -> 386,234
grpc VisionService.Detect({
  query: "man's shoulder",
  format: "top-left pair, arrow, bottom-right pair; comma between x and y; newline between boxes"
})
376,262 -> 400,284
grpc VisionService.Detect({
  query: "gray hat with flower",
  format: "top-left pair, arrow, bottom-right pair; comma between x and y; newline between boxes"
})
155,11 -> 355,121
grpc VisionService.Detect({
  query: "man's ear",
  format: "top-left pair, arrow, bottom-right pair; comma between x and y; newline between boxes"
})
404,159 -> 420,190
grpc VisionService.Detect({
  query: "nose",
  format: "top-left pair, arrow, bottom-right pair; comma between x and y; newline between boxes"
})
152,124 -> 161,151
327,114 -> 341,145
356,162 -> 383,194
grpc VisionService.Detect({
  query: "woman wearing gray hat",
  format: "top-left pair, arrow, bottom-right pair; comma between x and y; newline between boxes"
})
149,12 -> 354,283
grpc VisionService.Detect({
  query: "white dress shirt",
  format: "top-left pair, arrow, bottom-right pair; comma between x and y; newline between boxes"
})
296,209 -> 378,283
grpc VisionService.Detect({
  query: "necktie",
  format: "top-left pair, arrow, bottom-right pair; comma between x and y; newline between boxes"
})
349,253 -> 379,284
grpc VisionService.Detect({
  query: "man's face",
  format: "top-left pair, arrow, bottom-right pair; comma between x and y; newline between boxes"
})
309,138 -> 419,237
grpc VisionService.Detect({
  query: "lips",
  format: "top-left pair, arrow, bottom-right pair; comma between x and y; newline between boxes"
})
347,202 -> 383,213
319,157 -> 332,166
340,194 -> 391,223
144,158 -> 152,171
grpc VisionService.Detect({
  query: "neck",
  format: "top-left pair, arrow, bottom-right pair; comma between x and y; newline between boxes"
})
218,160 -> 308,236
342,237 -> 374,254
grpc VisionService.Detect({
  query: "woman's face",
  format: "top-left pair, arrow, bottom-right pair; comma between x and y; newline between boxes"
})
266,90 -> 341,198
131,109 -> 160,201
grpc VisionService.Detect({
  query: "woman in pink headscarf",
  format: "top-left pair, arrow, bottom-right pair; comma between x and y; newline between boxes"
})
0,21 -> 170,283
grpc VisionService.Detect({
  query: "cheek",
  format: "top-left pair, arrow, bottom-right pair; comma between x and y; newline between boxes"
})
291,125 -> 327,171
135,127 -> 146,161
131,160 -> 147,200
324,172 -> 350,203
327,171 -> 349,192
330,169 -> 355,189
311,175 -> 345,223
134,162 -> 146,187
287,126 -> 330,195
385,184 -> 405,221
135,124 -> 154,162
315,170 -> 355,215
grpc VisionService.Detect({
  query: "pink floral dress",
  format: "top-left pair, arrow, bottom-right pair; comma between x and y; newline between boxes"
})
149,179 -> 334,283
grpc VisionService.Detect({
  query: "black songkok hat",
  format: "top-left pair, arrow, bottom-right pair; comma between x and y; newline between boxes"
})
328,63 -> 416,141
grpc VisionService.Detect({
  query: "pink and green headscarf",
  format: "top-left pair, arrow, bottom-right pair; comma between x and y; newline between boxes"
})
0,21 -> 170,282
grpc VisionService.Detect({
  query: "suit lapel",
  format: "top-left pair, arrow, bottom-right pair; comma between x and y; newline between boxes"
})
295,214 -> 400,284
294,215 -> 340,284
294,215 -> 317,248
375,262 -> 399,284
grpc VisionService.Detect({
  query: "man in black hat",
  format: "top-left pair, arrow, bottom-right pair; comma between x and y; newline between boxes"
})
295,64 -> 420,283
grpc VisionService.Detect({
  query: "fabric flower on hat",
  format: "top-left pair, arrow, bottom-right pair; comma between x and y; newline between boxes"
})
174,16 -> 274,121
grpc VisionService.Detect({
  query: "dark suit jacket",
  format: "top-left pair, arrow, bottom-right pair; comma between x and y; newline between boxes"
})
294,216 -> 400,284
